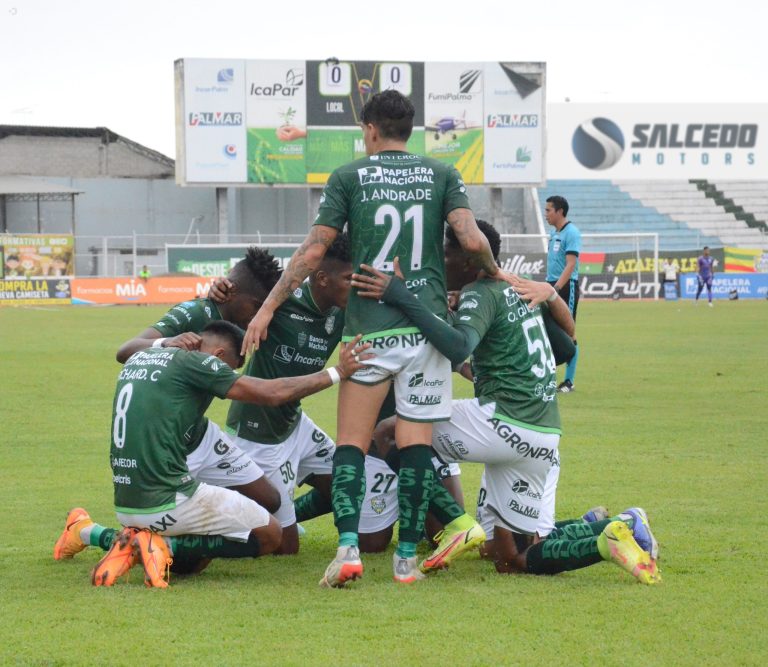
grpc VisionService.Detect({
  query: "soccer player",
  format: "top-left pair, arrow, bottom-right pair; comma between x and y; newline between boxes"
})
54,321 -> 370,587
115,247 -> 284,514
545,195 -> 581,393
351,222 -> 661,584
240,90 -> 504,586
696,246 -> 715,306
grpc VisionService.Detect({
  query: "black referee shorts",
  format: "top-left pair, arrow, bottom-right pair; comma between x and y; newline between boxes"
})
548,279 -> 579,320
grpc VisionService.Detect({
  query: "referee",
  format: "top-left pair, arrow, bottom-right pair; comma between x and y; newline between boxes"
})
544,195 -> 580,393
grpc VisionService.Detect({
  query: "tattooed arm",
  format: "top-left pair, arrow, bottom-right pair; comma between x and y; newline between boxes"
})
241,225 -> 339,354
446,208 -> 499,277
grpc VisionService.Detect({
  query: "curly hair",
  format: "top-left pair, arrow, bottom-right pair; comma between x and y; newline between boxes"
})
445,219 -> 500,263
324,231 -> 350,264
230,247 -> 282,296
360,90 -> 415,141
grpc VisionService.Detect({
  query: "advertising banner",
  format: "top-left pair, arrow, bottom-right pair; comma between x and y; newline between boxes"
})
246,60 -> 307,183
548,104 -> 767,180
165,244 -> 299,277
679,273 -> 768,300
178,59 -> 248,184
1,234 -> 75,279
71,277 -> 214,305
0,277 -> 72,306
176,59 -> 545,186
724,247 -> 768,273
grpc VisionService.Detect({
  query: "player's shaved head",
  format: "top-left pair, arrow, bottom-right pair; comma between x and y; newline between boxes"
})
361,90 -> 415,141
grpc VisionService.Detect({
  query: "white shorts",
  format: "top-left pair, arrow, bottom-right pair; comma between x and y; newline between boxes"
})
359,456 -> 399,534
116,482 -> 271,542
476,460 -> 560,539
432,398 -> 560,535
231,412 -> 335,528
350,333 -> 452,422
358,454 -> 461,534
186,420 -> 264,487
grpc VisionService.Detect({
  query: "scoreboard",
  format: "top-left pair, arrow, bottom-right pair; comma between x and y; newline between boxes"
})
175,59 -> 545,186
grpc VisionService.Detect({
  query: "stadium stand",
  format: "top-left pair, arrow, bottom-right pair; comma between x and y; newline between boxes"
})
539,180 -> 767,251
538,180 -> 720,251
700,180 -> 768,233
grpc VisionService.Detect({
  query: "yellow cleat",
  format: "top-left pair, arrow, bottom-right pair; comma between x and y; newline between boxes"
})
53,507 -> 93,561
420,521 -> 486,574
91,527 -> 139,586
599,521 -> 662,585
132,529 -> 173,589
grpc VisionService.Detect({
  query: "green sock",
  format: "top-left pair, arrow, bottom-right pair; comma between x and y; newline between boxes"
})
547,518 -> 612,541
554,518 -> 584,529
428,482 -> 467,528
331,445 -> 366,548
397,445 -> 435,554
171,534 -> 262,559
294,488 -> 332,523
526,536 -> 603,574
86,525 -> 116,551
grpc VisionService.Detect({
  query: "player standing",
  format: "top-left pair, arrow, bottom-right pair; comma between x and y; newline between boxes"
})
241,90 -> 503,586
545,195 -> 581,393
695,246 -> 715,306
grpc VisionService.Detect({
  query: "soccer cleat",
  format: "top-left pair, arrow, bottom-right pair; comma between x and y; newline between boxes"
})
53,507 -> 93,560
393,552 -> 426,584
618,507 -> 660,560
557,379 -> 575,393
91,527 -> 139,586
708,302 -> 713,307
599,521 -> 661,585
318,546 -> 363,588
419,521 -> 486,573
132,529 -> 173,589
582,506 -> 610,523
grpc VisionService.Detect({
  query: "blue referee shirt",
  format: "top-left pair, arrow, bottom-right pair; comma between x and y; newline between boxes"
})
546,222 -> 581,282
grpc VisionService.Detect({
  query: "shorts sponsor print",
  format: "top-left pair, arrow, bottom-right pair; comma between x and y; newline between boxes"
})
185,421 -> 264,487
432,398 -> 559,535
231,413 -> 335,528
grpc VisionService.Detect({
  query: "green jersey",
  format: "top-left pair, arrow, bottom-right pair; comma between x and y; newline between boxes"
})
314,150 -> 470,340
226,283 -> 344,444
110,347 -> 239,513
456,279 -> 561,433
151,298 -> 222,337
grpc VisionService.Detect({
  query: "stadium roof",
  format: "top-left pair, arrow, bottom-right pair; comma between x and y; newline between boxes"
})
0,175 -> 82,195
0,124 -> 174,167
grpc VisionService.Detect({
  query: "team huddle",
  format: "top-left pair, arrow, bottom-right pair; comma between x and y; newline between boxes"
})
53,90 -> 661,588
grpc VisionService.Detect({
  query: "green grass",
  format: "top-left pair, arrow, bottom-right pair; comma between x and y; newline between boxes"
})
0,301 -> 766,666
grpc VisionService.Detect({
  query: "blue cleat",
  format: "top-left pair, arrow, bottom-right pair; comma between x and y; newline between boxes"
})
618,507 -> 659,560
582,506 -> 610,523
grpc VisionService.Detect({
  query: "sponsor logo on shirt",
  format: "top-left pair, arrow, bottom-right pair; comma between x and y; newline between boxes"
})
324,315 -> 336,335
459,298 -> 479,310
369,333 -> 426,349
273,345 -> 295,363
297,332 -> 307,348
290,313 -> 313,322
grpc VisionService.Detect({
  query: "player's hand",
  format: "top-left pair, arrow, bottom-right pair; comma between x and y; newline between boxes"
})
336,334 -> 374,379
352,257 -> 405,300
241,307 -> 273,356
509,275 -> 558,308
447,290 -> 461,311
164,332 -> 203,351
208,277 -> 235,304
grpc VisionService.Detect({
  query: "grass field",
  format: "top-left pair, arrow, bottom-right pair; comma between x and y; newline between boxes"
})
1,300 -> 766,666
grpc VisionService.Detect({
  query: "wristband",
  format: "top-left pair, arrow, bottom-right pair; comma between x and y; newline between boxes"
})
152,338 -> 167,348
326,367 -> 341,385
546,289 -> 558,303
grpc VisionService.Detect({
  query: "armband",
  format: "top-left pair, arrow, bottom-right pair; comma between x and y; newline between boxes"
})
152,338 -> 167,348
546,289 -> 558,303
326,367 -> 341,385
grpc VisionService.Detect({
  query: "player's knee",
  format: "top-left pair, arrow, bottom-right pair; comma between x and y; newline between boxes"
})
359,526 -> 394,553
252,517 -> 282,556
